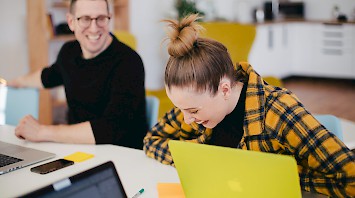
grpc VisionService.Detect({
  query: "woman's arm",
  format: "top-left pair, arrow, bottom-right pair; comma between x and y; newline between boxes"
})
143,107 -> 212,165
144,107 -> 187,165
274,93 -> 355,197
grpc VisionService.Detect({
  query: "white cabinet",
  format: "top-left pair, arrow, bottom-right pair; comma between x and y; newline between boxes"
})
249,23 -> 290,78
249,22 -> 355,79
311,23 -> 354,78
289,23 -> 316,76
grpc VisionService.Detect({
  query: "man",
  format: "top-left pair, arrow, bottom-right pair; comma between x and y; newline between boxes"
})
8,0 -> 147,149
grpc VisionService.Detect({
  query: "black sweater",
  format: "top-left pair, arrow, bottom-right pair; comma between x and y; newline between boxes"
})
209,83 -> 247,148
41,34 -> 147,149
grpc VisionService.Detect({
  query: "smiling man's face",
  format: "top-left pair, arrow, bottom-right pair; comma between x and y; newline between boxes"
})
67,0 -> 112,59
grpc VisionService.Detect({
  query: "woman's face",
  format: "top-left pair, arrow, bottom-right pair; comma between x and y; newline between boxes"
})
166,82 -> 232,129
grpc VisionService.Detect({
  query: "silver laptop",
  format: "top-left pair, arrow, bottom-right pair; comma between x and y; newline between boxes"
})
0,141 -> 56,175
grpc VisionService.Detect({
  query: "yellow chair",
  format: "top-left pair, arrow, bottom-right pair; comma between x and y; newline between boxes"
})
200,22 -> 283,88
113,31 -> 137,50
200,22 -> 256,64
263,76 -> 284,87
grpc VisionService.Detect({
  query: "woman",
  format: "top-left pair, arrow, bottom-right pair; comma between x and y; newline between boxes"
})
143,14 -> 355,197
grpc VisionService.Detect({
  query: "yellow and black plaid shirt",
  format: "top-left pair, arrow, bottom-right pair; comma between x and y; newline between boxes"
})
143,62 -> 355,197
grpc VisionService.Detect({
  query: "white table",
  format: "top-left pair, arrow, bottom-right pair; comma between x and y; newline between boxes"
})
0,125 -> 179,198
1,120 -> 354,198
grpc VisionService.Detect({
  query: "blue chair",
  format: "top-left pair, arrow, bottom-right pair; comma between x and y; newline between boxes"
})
146,96 -> 159,129
314,114 -> 343,141
3,87 -> 39,126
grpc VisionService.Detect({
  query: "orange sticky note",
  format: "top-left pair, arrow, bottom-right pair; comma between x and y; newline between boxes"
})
157,183 -> 185,198
64,152 -> 94,162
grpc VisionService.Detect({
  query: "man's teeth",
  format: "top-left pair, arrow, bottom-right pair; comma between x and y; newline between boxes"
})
88,35 -> 99,40
196,120 -> 204,124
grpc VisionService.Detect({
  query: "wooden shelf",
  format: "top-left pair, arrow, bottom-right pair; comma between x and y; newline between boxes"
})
52,99 -> 67,107
113,0 -> 129,30
113,0 -> 128,7
52,1 -> 70,8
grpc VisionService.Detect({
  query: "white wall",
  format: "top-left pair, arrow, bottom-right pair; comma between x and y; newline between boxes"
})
1,0 -> 355,89
305,0 -> 355,20
0,0 -> 28,80
195,0 -> 355,22
196,0 -> 262,23
130,0 -> 175,90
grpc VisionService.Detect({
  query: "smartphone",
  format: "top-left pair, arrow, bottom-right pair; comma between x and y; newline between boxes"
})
30,159 -> 74,174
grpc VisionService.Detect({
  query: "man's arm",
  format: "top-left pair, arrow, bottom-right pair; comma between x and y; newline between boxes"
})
15,115 -> 95,144
7,69 -> 44,88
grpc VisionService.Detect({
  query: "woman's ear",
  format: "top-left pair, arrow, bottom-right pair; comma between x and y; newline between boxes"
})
219,80 -> 232,100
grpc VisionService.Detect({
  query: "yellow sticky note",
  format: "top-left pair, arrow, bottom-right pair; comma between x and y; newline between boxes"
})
157,183 -> 185,198
64,152 -> 94,162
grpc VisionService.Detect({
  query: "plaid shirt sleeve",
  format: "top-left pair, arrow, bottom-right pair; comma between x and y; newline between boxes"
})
143,107 -> 212,165
239,61 -> 355,197
266,91 -> 355,197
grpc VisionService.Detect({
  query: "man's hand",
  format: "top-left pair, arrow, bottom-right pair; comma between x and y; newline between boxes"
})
7,70 -> 44,89
7,77 -> 24,88
15,115 -> 46,142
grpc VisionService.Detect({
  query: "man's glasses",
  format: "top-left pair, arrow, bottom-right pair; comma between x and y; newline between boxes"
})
76,15 -> 111,28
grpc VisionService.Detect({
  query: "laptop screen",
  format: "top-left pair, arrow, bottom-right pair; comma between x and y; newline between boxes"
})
22,161 -> 127,198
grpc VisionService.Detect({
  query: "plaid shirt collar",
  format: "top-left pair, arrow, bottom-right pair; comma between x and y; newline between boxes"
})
237,62 -> 266,137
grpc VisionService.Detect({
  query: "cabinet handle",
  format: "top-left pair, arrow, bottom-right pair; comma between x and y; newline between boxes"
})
268,27 -> 273,49
323,40 -> 342,47
322,49 -> 342,55
282,25 -> 287,47
323,31 -> 343,38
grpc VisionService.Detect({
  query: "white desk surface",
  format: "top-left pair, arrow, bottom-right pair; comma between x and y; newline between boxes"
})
0,125 -> 179,198
1,118 -> 355,198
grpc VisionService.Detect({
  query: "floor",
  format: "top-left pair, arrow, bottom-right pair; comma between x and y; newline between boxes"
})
53,77 -> 355,124
283,77 -> 355,122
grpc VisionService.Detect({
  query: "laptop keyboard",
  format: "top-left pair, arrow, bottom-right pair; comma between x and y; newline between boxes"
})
0,154 -> 23,167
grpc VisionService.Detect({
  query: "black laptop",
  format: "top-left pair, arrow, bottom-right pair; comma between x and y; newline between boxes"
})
21,161 -> 127,198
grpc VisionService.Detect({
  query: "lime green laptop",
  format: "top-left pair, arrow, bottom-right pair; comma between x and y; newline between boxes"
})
168,140 -> 301,198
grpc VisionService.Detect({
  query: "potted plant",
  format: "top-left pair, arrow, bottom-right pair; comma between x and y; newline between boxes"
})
175,0 -> 204,19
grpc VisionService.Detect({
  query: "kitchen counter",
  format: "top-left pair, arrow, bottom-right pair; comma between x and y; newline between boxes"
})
253,18 -> 355,25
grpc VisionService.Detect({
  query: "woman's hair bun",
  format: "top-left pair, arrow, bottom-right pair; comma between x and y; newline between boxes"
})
163,14 -> 203,58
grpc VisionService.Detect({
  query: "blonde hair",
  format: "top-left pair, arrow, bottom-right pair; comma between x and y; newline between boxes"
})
163,14 -> 238,95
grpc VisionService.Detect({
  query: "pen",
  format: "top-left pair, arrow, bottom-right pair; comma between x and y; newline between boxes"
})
132,188 -> 144,198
